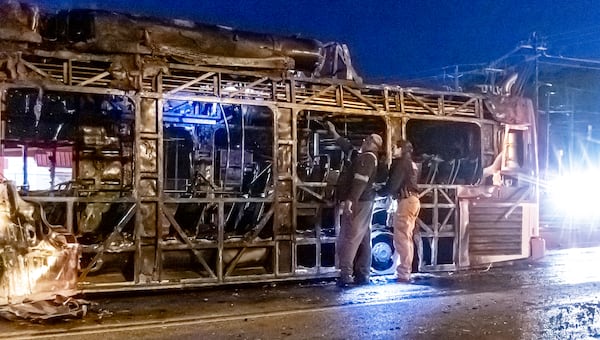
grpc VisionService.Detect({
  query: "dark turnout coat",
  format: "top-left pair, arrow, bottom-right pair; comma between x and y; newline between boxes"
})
378,154 -> 418,200
335,137 -> 378,202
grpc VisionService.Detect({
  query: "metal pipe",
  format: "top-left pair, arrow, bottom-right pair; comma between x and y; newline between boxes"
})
22,144 -> 28,192
42,10 -> 324,72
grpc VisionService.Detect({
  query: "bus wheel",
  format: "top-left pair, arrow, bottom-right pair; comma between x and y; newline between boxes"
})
371,230 -> 397,275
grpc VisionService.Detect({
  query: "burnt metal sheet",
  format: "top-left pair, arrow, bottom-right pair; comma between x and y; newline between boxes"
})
40,9 -> 322,72
0,181 -> 80,306
0,1 -> 41,43
0,295 -> 88,322
484,96 -> 534,125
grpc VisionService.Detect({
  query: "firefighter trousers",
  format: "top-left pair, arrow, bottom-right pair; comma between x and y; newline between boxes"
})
337,200 -> 374,281
393,195 -> 421,280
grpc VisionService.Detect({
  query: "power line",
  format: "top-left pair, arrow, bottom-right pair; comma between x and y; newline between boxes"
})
542,26 -> 600,43
377,63 -> 488,82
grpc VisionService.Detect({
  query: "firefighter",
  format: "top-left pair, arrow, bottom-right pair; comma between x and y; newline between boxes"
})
378,139 -> 421,283
326,121 -> 383,287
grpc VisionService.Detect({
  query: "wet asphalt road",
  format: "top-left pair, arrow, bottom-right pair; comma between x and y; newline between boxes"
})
2,230 -> 600,339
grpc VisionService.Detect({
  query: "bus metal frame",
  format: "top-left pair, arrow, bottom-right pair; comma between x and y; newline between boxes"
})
0,44 -> 539,293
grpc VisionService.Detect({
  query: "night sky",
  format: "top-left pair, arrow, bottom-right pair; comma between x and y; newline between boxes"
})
28,0 -> 600,83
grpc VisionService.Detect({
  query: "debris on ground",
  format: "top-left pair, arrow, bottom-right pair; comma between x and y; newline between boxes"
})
0,295 -> 90,322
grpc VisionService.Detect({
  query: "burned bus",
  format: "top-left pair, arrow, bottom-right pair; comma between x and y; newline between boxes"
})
0,2 -> 540,301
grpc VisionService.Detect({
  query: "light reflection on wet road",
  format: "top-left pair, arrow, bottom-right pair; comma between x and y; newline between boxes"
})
1,247 -> 600,339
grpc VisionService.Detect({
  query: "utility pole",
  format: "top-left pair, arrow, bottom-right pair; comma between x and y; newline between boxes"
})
444,65 -> 462,92
454,65 -> 460,92
532,32 -> 545,183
